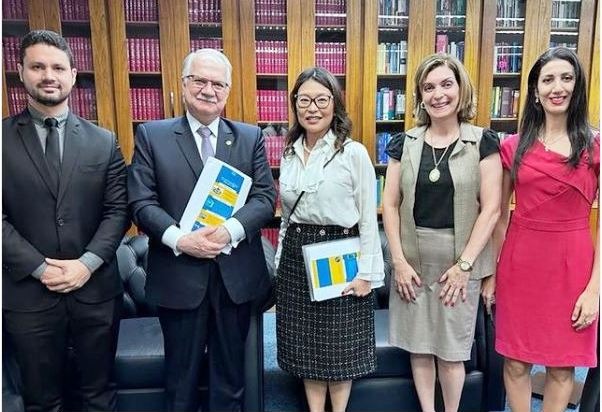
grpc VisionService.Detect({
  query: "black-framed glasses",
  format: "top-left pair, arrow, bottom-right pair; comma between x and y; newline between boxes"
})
183,75 -> 229,92
295,94 -> 333,109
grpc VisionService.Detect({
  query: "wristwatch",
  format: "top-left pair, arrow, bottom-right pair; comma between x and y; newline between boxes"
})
456,257 -> 473,272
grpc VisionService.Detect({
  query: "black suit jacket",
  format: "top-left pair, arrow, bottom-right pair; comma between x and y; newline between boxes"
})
2,110 -> 129,312
128,116 -> 276,309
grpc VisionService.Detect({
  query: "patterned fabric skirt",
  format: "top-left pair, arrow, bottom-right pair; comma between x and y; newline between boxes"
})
276,223 -> 376,381
389,227 -> 482,361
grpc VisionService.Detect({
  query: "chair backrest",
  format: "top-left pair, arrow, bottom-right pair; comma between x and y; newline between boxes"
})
116,234 -> 278,318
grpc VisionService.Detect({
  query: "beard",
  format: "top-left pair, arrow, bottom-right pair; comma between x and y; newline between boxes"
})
25,82 -> 71,107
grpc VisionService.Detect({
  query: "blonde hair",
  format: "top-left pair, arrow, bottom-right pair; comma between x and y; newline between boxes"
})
413,53 -> 476,126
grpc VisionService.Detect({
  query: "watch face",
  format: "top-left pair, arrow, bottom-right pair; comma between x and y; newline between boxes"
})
460,261 -> 471,271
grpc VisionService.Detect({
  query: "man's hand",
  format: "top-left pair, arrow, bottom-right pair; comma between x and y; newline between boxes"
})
206,225 -> 231,245
177,226 -> 227,259
41,259 -> 92,293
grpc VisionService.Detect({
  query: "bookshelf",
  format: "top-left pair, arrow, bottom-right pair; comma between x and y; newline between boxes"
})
3,0 -> 29,119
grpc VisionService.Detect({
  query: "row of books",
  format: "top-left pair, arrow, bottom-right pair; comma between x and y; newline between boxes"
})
257,90 -> 288,122
263,134 -> 286,167
376,41 -> 408,75
550,41 -> 577,52
190,38 -> 223,52
3,36 -> 94,72
124,0 -> 159,22
378,0 -> 409,27
315,0 -> 346,26
255,0 -> 286,25
316,42 -> 346,75
188,0 -> 222,23
127,38 -> 161,72
491,86 -> 519,119
551,0 -> 580,30
69,87 -> 97,120
130,88 -> 164,120
59,0 -> 90,21
2,0 -> 27,20
6,86 -> 27,116
376,89 -> 405,121
3,37 -> 22,71
496,0 -> 525,29
435,0 -> 466,27
435,35 -> 465,61
375,132 -> 395,164
256,41 -> 288,74
494,42 -> 522,73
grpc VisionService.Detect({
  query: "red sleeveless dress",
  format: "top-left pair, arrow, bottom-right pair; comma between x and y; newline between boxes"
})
495,134 -> 599,367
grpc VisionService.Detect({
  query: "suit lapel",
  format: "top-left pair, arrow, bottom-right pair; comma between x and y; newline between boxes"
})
405,126 -> 426,181
174,117 -> 203,180
215,118 -> 234,164
16,110 -> 59,198
57,113 -> 83,206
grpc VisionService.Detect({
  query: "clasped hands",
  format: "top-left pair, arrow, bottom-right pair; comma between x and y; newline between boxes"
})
177,225 -> 231,259
393,260 -> 469,306
41,258 -> 91,294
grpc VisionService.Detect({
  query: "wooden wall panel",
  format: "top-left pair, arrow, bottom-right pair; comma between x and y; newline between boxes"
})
463,0 -> 482,91
89,0 -> 116,131
361,0 -> 378,160
404,0 -> 436,128
345,0 -> 363,141
287,0 -> 303,120
588,3 -> 600,128
238,0 -> 258,123
475,0 -> 497,127
577,0 -> 597,79
222,0 -> 243,121
106,0 -> 134,162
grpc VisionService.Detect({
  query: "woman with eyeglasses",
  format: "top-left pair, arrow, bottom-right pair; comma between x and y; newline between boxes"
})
274,67 -> 384,412
382,54 -> 502,412
494,47 -> 599,412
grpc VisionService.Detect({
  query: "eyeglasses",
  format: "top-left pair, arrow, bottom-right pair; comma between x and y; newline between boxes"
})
183,75 -> 229,92
295,94 -> 333,109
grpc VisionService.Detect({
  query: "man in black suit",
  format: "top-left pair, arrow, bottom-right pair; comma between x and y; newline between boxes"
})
128,49 -> 276,411
2,30 -> 129,412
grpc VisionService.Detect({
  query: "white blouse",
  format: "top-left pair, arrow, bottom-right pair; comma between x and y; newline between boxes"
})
275,130 -> 385,286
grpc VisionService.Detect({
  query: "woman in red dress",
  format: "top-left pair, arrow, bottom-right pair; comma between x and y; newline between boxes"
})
490,47 -> 599,412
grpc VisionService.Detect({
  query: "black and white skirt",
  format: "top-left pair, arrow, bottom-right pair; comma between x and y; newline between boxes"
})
276,223 -> 376,381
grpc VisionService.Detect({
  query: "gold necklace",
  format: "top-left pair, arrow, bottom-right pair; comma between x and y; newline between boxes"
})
427,132 -> 457,183
302,138 -> 316,154
539,134 -> 566,151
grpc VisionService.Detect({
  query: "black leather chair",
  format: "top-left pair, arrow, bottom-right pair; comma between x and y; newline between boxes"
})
2,234 -> 276,412
262,231 -> 506,412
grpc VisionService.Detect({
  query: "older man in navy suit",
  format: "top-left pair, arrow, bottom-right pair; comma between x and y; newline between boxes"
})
128,49 -> 276,412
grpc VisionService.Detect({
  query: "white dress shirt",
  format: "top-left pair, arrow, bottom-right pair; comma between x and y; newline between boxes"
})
275,130 -> 385,286
161,113 -> 246,255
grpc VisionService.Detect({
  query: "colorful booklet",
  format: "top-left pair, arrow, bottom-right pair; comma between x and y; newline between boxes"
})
302,237 -> 361,301
179,157 -> 251,234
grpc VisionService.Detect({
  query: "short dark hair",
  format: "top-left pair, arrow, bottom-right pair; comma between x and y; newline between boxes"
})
512,47 -> 593,179
19,30 -> 74,68
285,67 -> 352,156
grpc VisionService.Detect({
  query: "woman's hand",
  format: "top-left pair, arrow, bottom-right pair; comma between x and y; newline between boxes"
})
342,278 -> 371,297
481,275 -> 496,315
571,289 -> 599,331
439,265 -> 470,306
393,260 -> 421,302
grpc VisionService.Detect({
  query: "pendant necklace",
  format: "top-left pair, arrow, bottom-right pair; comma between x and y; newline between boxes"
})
428,134 -> 454,183
302,138 -> 315,154
539,134 -> 566,151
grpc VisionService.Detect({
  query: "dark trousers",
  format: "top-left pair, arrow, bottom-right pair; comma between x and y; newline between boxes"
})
3,294 -> 122,412
158,263 -> 251,412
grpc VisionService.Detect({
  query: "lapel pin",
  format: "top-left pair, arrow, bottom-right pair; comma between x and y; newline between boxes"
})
225,140 -> 232,146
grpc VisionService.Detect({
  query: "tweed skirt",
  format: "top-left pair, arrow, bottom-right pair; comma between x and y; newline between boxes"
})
276,223 -> 376,381
389,227 -> 481,361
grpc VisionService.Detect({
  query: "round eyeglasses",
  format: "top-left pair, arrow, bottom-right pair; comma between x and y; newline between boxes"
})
295,94 -> 333,109
183,75 -> 229,92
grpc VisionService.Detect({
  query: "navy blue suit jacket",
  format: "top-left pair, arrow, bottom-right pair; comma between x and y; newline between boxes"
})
127,116 -> 276,309
2,110 -> 129,312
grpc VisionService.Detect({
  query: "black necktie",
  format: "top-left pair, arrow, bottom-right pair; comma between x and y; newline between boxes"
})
44,117 -> 61,190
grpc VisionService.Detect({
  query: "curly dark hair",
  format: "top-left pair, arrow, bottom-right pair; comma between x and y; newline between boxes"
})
284,67 -> 352,157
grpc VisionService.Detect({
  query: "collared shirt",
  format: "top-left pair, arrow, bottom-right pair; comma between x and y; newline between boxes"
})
27,106 -> 104,279
29,105 -> 68,160
161,113 -> 246,256
275,130 -> 385,284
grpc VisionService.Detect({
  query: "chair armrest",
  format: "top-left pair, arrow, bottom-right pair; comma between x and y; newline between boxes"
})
483,306 -> 506,412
